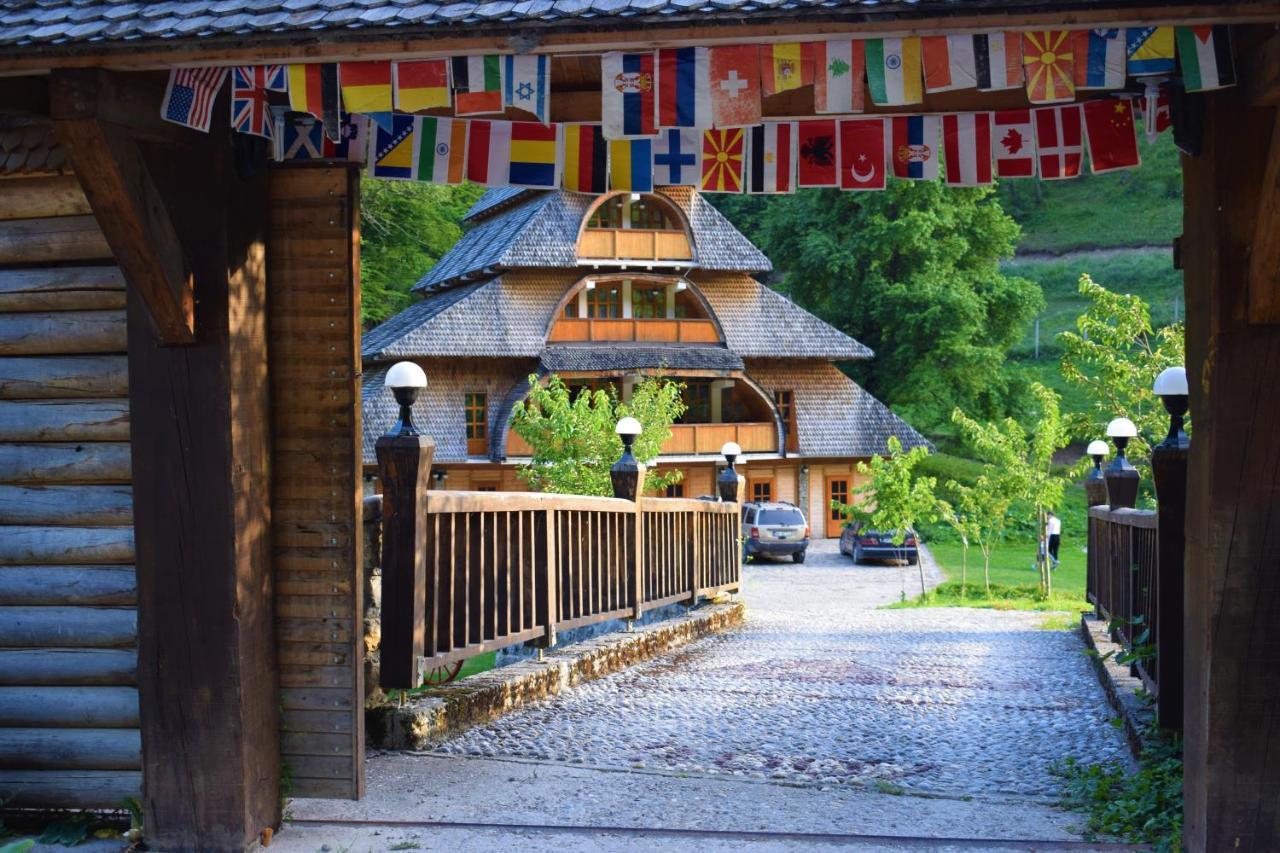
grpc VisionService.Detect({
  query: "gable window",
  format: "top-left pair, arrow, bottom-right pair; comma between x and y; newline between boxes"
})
586,194 -> 680,231
632,286 -> 666,319
465,393 -> 488,455
775,389 -> 798,453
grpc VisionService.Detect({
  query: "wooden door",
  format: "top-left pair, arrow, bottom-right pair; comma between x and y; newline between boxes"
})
825,475 -> 850,538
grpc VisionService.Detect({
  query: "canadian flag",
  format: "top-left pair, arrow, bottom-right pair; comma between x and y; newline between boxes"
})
993,109 -> 1036,178
1033,103 -> 1084,180
942,112 -> 993,186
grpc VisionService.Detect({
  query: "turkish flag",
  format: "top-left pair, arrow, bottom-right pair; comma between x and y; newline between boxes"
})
709,45 -> 762,128
797,119 -> 839,187
993,109 -> 1036,178
1083,98 -> 1140,173
838,117 -> 886,191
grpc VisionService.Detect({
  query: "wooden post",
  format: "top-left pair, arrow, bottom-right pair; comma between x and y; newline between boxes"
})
609,434 -> 645,620
375,434 -> 433,690
1152,437 -> 1187,731
538,508 -> 558,648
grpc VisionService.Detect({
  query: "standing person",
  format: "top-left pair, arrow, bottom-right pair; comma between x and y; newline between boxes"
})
1046,511 -> 1062,569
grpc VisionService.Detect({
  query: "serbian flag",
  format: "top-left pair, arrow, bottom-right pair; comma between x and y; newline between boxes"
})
889,115 -> 939,180
701,128 -> 746,193
760,43 -> 816,96
466,119 -> 513,186
709,46 -> 762,128
609,139 -> 654,193
653,128 -> 701,186
1083,99 -> 1140,174
394,60 -> 450,111
287,63 -> 340,139
339,61 -> 392,114
1126,27 -> 1175,76
369,113 -> 417,180
838,117 -> 886,191
993,109 -> 1036,178
746,122 -> 796,194
563,125 -> 608,193
452,55 -> 504,116
813,39 -> 865,114
1176,26 -> 1235,92
657,47 -> 712,128
1073,29 -> 1126,90
414,116 -> 467,185
922,35 -> 977,93
602,52 -> 657,139
974,33 -> 1023,91
942,112 -> 993,186
797,119 -> 838,187
1033,104 -> 1084,180
1022,31 -> 1075,103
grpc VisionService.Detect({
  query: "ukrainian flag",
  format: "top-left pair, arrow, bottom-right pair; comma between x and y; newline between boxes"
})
508,122 -> 561,189
608,139 -> 654,193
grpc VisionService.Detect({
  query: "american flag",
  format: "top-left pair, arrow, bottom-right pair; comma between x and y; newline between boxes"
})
232,66 -> 284,140
161,67 -> 228,133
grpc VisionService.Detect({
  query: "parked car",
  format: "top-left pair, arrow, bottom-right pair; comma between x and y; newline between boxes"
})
839,521 -> 919,565
741,501 -> 810,563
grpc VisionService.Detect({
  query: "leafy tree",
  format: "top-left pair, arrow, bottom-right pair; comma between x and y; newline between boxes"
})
934,495 -> 981,596
510,374 -> 686,496
359,179 -> 485,325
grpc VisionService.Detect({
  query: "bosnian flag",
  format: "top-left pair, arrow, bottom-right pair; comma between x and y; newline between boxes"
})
747,122 -> 796,194
974,33 -> 1023,91
466,119 -> 513,186
993,109 -> 1036,178
813,39 -> 865,114
602,52 -> 657,139
1073,29 -> 1127,90
942,112 -> 993,186
1033,104 -> 1084,180
922,35 -> 977,92
1176,25 -> 1236,92
889,115 -> 939,180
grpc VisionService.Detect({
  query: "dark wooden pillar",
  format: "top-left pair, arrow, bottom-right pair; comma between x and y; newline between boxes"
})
1181,53 -> 1280,851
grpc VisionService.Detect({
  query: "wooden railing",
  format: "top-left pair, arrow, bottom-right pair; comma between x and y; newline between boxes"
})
577,228 -> 693,261
507,421 -> 777,458
547,317 -> 721,344
1087,506 -> 1160,695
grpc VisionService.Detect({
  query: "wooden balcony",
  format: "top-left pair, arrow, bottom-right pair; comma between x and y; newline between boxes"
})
548,317 -> 721,344
506,421 -> 776,458
578,228 -> 693,261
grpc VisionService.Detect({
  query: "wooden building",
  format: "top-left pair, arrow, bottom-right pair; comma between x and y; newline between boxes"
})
361,187 -> 929,537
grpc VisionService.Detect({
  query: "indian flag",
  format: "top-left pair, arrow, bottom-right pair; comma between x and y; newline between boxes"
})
1176,25 -> 1236,92
414,116 -> 467,185
865,37 -> 922,106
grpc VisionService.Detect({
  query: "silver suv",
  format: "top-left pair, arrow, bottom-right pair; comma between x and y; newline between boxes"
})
741,501 -> 809,564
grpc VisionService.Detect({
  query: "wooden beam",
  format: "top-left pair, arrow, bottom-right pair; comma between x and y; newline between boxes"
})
50,70 -> 195,346
1242,30 -> 1280,106
1249,108 -> 1280,323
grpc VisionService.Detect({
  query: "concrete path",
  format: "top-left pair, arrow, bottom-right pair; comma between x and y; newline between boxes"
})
278,541 -> 1133,852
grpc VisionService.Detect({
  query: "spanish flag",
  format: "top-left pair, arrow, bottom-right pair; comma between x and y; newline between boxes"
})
760,43 -> 816,97
394,60 -> 450,112
339,61 -> 393,114
287,63 -> 340,138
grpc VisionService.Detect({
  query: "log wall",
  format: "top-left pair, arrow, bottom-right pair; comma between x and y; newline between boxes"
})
0,170 -> 141,810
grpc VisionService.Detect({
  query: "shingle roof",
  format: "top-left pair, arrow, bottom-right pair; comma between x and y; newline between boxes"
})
541,344 -> 743,373
747,360 -> 932,457
0,117 -> 69,177
465,188 -> 528,222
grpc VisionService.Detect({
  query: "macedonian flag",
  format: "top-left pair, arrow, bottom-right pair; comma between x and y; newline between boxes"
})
701,128 -> 745,193
1021,31 -> 1075,104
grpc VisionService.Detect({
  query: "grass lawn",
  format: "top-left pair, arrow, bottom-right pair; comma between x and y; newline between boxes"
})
891,538 -> 1091,612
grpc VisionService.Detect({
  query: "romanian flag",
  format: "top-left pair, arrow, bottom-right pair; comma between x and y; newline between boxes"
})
760,43 -> 816,96
394,60 -> 450,112
700,128 -> 745,193
508,121 -> 560,189
339,61 -> 393,114
563,125 -> 608,194
608,138 -> 654,193
287,64 -> 340,138
1022,31 -> 1075,103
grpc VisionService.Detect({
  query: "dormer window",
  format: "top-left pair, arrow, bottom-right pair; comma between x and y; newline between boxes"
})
586,194 -> 681,230
578,192 -> 693,262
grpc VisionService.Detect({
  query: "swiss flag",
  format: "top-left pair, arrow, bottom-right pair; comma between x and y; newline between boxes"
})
838,117 -> 886,191
709,45 -> 762,128
1083,98 -> 1140,173
1033,103 -> 1084,180
797,119 -> 839,187
993,109 -> 1036,178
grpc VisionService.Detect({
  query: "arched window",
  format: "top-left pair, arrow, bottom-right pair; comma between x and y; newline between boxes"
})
585,193 -> 682,230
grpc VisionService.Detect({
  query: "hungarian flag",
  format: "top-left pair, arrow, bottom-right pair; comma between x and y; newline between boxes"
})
1072,29 -> 1126,90
942,112 -> 993,186
509,121 -> 560,189
563,124 -> 608,193
1176,26 -> 1236,92
287,63 -> 340,140
889,115 -> 939,180
1126,27 -> 1175,76
466,119 -> 513,185
701,128 -> 746,193
866,37 -> 922,106
797,119 -> 839,187
1083,98 -> 1140,174
602,52 -> 657,139
1033,104 -> 1084,180
653,128 -> 701,186
813,39 -> 865,114
922,35 -> 977,93
504,55 -> 550,123
993,110 -> 1036,178
657,47 -> 711,128
393,60 -> 450,112
1022,31 -> 1075,103
746,122 -> 796,194
609,139 -> 654,193
709,46 -> 762,128
760,43 -> 816,96
452,55 -> 504,116
369,113 -> 417,180
339,61 -> 393,114
414,116 -> 467,185
974,33 -> 1023,91
838,117 -> 886,191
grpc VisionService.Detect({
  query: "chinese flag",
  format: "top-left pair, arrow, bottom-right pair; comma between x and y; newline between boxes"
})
838,117 -> 886,191
796,119 -> 838,187
1083,98 -> 1141,174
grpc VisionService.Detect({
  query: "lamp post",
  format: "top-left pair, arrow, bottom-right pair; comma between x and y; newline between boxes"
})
1104,417 -> 1140,510
717,441 -> 744,503
1153,366 -> 1190,450
1084,438 -> 1110,508
431,468 -> 448,489
1151,366 -> 1189,730
610,417 -> 645,501
385,360 -> 427,437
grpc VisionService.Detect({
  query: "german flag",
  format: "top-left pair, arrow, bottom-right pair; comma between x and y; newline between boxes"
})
394,60 -> 450,112
562,125 -> 607,194
287,64 -> 341,139
339,61 -> 393,114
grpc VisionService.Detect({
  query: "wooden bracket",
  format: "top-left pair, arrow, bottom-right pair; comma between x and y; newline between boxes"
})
50,69 -> 196,345
1248,108 -> 1280,325
1243,30 -> 1280,107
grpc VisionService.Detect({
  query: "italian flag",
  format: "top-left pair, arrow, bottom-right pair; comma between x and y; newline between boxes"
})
865,37 -> 923,106
415,117 -> 467,185
1176,25 -> 1236,92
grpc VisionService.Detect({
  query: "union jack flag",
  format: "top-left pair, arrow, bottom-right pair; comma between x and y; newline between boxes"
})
232,66 -> 286,140
161,67 -> 228,133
